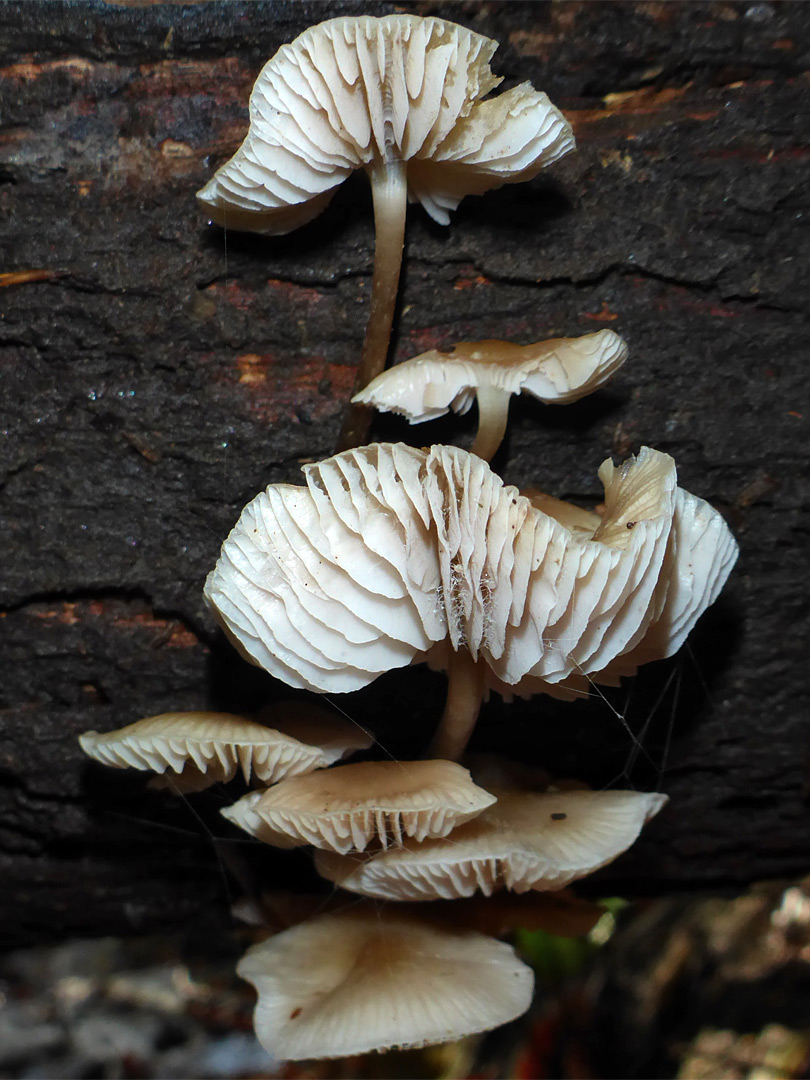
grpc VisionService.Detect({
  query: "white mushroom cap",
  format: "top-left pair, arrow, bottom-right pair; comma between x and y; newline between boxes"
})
430,889 -> 607,938
78,707 -> 371,792
314,788 -> 667,901
237,908 -> 534,1059
197,15 -> 574,232
206,442 -> 735,700
353,330 -> 628,422
221,759 -> 496,853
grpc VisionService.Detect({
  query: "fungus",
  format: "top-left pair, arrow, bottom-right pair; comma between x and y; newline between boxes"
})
205,442 -> 737,758
237,908 -> 534,1059
78,706 -> 371,792
353,329 -> 628,461
221,758 -> 496,853
196,15 -> 575,448
314,788 -> 667,901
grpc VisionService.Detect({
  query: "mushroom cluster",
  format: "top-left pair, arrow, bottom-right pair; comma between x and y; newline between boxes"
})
80,11 -> 740,1069
197,13 -> 574,448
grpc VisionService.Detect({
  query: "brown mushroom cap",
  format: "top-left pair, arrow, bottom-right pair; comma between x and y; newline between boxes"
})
221,759 -> 496,853
314,788 -> 667,901
78,707 -> 371,792
237,908 -> 534,1059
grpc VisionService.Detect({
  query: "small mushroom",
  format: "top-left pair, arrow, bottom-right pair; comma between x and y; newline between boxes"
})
197,15 -> 574,448
314,788 -> 667,901
353,330 -> 628,461
221,759 -> 496,853
237,908 -> 534,1059
78,706 -> 371,792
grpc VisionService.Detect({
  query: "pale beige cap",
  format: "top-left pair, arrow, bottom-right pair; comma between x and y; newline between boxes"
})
237,908 -> 534,1059
206,442 -> 733,698
354,331 -> 628,421
221,758 -> 496,853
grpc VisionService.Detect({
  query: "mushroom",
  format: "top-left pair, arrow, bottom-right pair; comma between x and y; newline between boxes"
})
221,758 -> 496,853
353,329 -> 628,461
237,908 -> 534,1059
78,705 -> 371,792
206,442 -> 737,758
196,14 -> 575,448
314,788 -> 667,901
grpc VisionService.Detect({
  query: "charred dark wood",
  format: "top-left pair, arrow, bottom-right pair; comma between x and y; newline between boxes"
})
1,0 -> 809,947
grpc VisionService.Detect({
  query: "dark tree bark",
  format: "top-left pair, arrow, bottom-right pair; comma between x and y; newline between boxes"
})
1,0 -> 808,948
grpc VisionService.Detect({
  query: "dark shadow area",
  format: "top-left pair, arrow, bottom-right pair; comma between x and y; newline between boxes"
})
443,175 -> 576,237
198,171 -> 373,277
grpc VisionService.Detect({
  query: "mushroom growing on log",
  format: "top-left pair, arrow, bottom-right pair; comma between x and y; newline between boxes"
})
354,329 -> 628,461
197,14 -> 575,448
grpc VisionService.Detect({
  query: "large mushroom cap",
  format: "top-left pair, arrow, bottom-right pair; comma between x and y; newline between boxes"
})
206,442 -> 735,701
237,908 -> 534,1059
221,758 -> 496,853
78,707 -> 371,792
353,330 -> 628,423
197,14 -> 574,232
315,788 -> 667,901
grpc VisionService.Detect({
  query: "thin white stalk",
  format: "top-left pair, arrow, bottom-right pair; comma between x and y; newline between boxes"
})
470,383 -> 512,462
429,650 -> 485,761
337,159 -> 408,451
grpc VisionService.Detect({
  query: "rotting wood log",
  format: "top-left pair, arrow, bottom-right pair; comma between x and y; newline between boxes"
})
1,0 -> 809,948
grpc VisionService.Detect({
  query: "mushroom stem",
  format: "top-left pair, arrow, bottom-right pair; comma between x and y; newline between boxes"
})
471,384 -> 512,462
337,159 -> 408,451
429,649 -> 485,761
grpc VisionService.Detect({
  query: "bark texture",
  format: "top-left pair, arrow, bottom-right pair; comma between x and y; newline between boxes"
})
1,0 -> 809,947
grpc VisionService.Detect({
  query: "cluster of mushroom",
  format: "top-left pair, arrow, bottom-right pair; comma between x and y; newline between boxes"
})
80,11 -> 740,1068
79,709 -> 666,1058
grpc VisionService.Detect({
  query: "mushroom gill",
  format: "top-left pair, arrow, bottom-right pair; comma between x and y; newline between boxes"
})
78,706 -> 372,792
205,442 -> 737,758
354,329 -> 628,461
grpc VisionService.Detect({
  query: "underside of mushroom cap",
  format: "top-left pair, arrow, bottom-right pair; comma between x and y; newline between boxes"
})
314,788 -> 667,901
78,708 -> 371,791
237,908 -> 534,1059
588,484 -> 740,683
197,14 -> 574,232
204,441 -> 736,698
353,330 -> 628,423
221,759 -> 496,853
